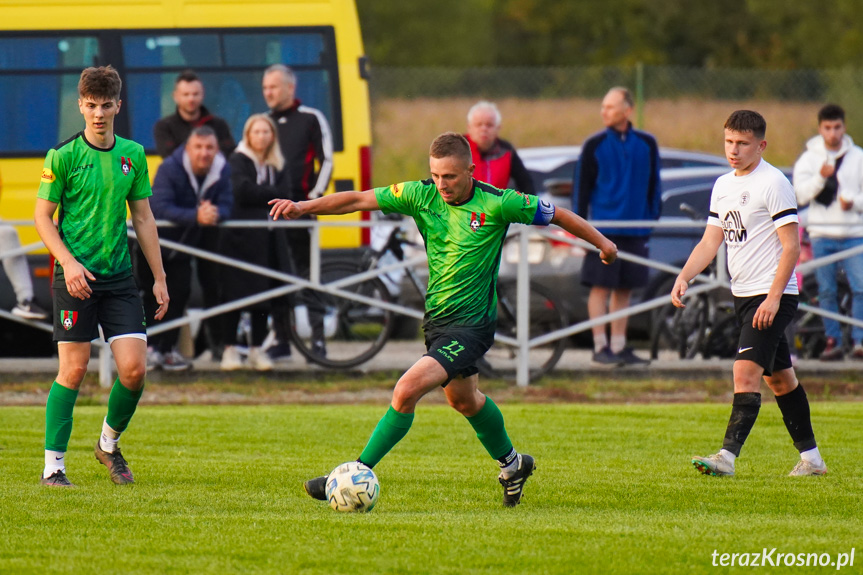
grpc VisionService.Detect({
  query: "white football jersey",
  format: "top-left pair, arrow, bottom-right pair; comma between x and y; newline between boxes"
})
707,159 -> 799,297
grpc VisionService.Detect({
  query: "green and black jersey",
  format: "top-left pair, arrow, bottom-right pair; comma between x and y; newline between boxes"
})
374,178 -> 552,330
38,132 -> 151,285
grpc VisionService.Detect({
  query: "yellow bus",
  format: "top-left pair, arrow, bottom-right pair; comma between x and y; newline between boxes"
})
0,0 -> 372,246
0,0 -> 372,348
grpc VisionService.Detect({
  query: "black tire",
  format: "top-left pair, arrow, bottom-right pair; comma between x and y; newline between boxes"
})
650,293 -> 709,360
477,280 -> 568,381
701,304 -> 738,359
289,261 -> 396,368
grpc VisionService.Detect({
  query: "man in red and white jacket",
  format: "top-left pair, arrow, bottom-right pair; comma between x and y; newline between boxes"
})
464,101 -> 535,195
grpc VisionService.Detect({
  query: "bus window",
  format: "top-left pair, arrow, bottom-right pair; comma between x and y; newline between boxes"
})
0,36 -> 100,154
120,28 -> 342,153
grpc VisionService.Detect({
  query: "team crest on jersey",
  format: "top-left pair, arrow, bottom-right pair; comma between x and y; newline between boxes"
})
739,191 -> 751,206
390,182 -> 405,197
120,156 -> 133,176
60,310 -> 78,331
470,211 -> 486,231
41,168 -> 55,183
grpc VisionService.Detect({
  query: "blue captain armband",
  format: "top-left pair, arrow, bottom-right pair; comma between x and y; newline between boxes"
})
531,199 -> 556,226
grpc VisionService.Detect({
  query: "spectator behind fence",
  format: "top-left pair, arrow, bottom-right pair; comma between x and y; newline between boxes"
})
0,169 -> 47,320
262,64 -> 333,361
219,114 -> 295,372
153,69 -> 236,159
573,87 -> 661,366
138,126 -> 232,371
464,101 -> 535,195
793,104 -> 863,361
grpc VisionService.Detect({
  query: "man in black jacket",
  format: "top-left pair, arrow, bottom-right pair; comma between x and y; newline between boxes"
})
262,64 -> 333,360
153,70 -> 235,158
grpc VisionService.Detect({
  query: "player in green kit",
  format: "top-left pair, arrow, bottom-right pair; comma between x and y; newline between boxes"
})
34,66 -> 169,487
270,132 -> 617,506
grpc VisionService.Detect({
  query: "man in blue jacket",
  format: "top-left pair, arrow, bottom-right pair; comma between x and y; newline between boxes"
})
573,87 -> 661,365
137,126 -> 232,370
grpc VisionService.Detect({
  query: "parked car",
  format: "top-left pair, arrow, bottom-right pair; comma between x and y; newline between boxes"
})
500,146 -> 792,342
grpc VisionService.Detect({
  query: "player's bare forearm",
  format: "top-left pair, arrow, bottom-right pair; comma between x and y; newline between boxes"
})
671,226 -> 724,308
35,198 -> 95,299
130,199 -> 170,319
766,223 -> 800,303
34,199 -> 74,267
551,207 -> 618,263
269,190 -> 379,220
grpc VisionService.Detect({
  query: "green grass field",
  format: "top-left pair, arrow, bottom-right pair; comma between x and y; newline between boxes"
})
1,402 -> 861,574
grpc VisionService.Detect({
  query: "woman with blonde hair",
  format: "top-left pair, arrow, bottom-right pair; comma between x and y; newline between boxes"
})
220,114 -> 293,370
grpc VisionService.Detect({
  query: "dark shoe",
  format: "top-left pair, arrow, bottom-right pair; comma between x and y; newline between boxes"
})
161,349 -> 193,372
267,342 -> 293,362
12,299 -> 48,320
591,346 -> 621,365
94,442 -> 135,485
40,469 -> 76,487
309,340 -> 327,359
820,337 -> 844,361
616,347 -> 650,366
499,454 -> 535,507
304,475 -> 328,500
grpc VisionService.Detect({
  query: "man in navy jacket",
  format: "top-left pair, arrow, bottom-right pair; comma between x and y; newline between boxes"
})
138,126 -> 232,370
573,87 -> 661,366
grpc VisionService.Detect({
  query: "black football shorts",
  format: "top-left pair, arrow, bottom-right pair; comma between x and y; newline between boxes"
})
52,276 -> 147,343
734,293 -> 798,376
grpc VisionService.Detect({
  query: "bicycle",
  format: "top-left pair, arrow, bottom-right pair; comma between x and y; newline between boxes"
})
292,220 -> 569,378
649,203 -> 736,360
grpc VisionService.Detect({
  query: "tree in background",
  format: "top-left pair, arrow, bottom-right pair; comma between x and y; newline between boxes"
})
357,0 -> 863,69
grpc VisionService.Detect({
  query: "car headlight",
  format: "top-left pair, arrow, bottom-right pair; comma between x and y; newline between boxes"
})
504,239 -> 548,264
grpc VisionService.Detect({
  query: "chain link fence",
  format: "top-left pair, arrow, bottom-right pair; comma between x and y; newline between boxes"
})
366,65 -> 863,186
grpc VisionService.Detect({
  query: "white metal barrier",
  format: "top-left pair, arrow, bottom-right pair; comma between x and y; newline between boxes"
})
4,217 -> 863,388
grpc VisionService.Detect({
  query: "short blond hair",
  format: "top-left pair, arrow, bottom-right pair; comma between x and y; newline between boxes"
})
242,114 -> 284,171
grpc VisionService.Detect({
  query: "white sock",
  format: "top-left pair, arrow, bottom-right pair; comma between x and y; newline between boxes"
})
100,418 -> 120,454
44,450 -> 65,477
593,333 -> 608,353
719,449 -> 737,463
800,447 -> 824,466
500,453 -> 521,479
610,335 -> 626,354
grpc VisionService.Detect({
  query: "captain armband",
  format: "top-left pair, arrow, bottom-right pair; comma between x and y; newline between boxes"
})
531,199 -> 556,226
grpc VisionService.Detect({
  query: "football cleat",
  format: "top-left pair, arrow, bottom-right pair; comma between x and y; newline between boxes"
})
692,452 -> 735,476
789,459 -> 828,476
499,454 -> 535,507
94,441 -> 135,485
40,469 -> 76,487
304,475 -> 328,500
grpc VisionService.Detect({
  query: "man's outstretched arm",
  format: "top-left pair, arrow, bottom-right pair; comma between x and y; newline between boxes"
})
550,206 -> 618,264
269,190 -> 380,220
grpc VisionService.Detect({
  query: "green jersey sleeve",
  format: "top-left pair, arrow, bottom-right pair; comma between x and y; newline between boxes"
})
499,188 -> 541,225
127,145 -> 152,201
37,148 -> 66,203
374,181 -> 420,217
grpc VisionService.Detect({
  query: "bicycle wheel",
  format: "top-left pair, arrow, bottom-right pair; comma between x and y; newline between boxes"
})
290,261 -> 396,368
478,280 -> 568,381
650,293 -> 709,360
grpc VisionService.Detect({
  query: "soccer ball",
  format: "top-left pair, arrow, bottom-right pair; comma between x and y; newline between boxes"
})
325,461 -> 380,512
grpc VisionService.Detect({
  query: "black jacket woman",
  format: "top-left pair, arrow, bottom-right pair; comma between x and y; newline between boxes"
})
220,113 -> 293,370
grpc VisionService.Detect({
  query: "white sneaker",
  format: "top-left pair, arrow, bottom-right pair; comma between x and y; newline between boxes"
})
248,347 -> 274,371
692,452 -> 735,476
220,346 -> 244,371
789,459 -> 827,476
146,348 -> 164,372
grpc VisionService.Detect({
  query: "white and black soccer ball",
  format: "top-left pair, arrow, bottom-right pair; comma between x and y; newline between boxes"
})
326,461 -> 380,512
